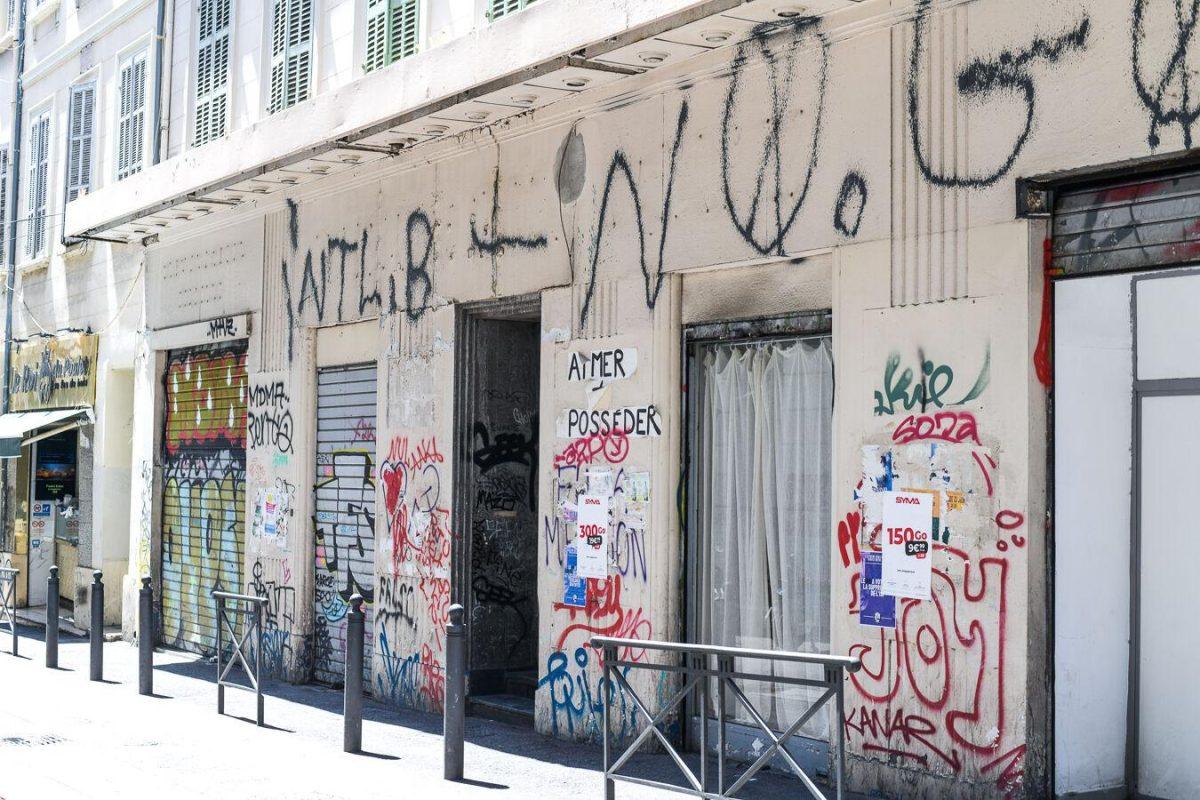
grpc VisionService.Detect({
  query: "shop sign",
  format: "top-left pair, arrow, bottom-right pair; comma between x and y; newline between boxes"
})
9,333 -> 98,411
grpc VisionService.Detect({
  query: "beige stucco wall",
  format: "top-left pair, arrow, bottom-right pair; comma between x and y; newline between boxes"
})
117,0 -> 1197,795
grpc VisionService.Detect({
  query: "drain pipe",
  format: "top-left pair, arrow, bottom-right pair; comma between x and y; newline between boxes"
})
150,0 -> 169,163
1,0 -> 28,548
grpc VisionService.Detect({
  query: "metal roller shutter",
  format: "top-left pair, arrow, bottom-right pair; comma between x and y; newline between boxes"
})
313,363 -> 378,686
160,342 -> 249,656
1052,169 -> 1200,275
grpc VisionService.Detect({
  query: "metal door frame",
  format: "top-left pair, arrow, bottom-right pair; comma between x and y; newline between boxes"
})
1126,268 -> 1200,799
451,293 -> 540,693
681,310 -> 834,774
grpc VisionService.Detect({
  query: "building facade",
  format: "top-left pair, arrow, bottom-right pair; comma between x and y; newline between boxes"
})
0,0 -> 153,628
0,0 -> 1185,797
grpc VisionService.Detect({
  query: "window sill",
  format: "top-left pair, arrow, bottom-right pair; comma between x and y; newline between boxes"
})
17,254 -> 50,274
28,0 -> 59,27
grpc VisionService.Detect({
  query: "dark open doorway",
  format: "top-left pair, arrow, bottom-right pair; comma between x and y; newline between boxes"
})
455,298 -> 541,726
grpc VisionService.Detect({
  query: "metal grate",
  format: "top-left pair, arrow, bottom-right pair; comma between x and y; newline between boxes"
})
160,342 -> 249,656
313,363 -> 377,686
1052,169 -> 1200,276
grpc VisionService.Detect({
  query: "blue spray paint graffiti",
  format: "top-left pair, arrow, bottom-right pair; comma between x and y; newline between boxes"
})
538,646 -> 638,741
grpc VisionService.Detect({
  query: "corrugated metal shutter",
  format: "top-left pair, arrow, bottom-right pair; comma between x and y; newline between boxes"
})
313,364 -> 377,686
161,342 -> 249,656
1052,170 -> 1200,275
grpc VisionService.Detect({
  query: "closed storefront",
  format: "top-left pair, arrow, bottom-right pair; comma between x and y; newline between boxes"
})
160,342 -> 249,655
313,363 -> 378,686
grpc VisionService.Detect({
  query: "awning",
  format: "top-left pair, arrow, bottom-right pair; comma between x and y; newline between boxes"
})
0,408 -> 93,458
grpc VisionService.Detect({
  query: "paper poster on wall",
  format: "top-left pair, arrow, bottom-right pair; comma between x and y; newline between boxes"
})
859,552 -> 896,628
576,494 -> 609,579
563,544 -> 587,607
881,490 -> 933,599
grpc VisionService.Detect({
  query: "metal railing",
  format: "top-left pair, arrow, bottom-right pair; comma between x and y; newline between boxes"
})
591,637 -> 861,800
212,590 -> 267,726
0,566 -> 17,656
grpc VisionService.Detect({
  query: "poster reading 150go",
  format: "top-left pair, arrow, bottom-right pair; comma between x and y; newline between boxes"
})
881,490 -> 934,600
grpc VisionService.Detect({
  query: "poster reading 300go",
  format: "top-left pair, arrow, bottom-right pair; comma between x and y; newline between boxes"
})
881,490 -> 934,600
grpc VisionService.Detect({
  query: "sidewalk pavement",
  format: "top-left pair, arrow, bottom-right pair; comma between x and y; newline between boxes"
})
0,625 -> 855,799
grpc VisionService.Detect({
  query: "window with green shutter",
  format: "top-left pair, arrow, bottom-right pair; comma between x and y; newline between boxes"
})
194,0 -> 231,146
487,0 -> 534,22
269,0 -> 313,113
0,147 -> 9,264
364,0 -> 418,73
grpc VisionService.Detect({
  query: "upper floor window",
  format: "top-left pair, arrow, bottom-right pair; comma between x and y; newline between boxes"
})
194,0 -> 232,146
26,111 -> 49,259
487,0 -> 534,22
364,0 -> 418,73
117,50 -> 148,180
66,83 -> 96,201
269,0 -> 313,113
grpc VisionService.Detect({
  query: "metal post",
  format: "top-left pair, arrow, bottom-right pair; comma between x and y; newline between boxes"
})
138,576 -> 153,695
443,603 -> 465,781
833,666 -> 846,800
254,601 -> 264,727
216,594 -> 224,716
602,644 -> 615,800
0,568 -> 17,656
696,652 -> 708,794
343,593 -> 364,753
716,654 -> 731,796
45,566 -> 57,668
89,571 -> 103,681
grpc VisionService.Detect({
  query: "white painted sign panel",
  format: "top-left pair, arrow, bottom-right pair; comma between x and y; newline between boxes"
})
576,494 -> 609,579
881,490 -> 933,600
557,405 -> 663,439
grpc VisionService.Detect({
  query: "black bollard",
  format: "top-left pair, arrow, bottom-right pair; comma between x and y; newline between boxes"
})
343,594 -> 364,753
45,566 -> 58,668
444,603 -> 466,781
89,571 -> 103,681
138,576 -> 153,695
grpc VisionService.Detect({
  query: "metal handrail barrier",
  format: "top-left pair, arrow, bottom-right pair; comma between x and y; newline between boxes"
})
590,637 -> 861,800
0,566 -> 17,656
212,590 -> 267,726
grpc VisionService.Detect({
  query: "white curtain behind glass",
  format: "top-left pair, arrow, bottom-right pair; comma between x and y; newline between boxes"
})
699,337 -> 832,737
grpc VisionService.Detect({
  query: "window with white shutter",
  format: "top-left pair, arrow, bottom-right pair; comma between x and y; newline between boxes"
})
269,0 -> 313,113
117,50 -> 148,181
26,112 -> 50,259
0,147 -> 9,264
364,0 -> 418,73
487,0 -> 534,22
194,0 -> 231,146
66,83 -> 95,202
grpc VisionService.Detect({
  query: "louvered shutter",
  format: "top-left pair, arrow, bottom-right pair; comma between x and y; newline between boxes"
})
117,51 -> 147,180
194,0 -> 231,146
0,147 -> 8,264
488,0 -> 533,21
26,113 -> 49,258
387,0 -> 418,62
363,0 -> 387,72
268,0 -> 287,112
66,84 -> 95,202
285,0 -> 312,108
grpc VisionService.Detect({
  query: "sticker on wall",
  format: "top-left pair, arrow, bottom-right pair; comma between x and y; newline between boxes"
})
557,405 -> 663,439
563,544 -> 587,607
566,347 -> 638,392
628,471 -> 650,504
859,552 -> 896,628
881,490 -> 933,600
576,494 -> 609,579
588,469 -> 615,497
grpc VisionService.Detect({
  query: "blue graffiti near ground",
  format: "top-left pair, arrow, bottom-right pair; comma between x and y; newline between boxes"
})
538,646 -> 638,741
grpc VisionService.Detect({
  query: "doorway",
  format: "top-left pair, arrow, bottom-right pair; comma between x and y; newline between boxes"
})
1054,268 -> 1200,799
456,298 -> 541,725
